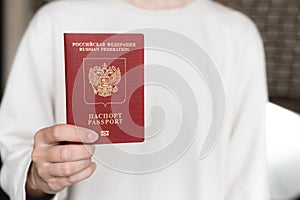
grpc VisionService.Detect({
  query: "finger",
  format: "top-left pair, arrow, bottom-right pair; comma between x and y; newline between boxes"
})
46,145 -> 95,163
67,162 -> 97,184
41,124 -> 99,144
46,163 -> 97,193
49,159 -> 92,177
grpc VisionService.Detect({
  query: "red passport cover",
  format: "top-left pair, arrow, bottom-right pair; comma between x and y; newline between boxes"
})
64,33 -> 144,144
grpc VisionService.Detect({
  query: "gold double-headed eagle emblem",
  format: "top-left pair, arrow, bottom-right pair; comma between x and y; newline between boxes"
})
88,63 -> 122,97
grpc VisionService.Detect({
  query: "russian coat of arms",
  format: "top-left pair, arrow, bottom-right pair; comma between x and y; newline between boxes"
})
88,63 -> 122,97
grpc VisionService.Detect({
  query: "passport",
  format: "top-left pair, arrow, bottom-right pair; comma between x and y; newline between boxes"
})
64,33 -> 144,144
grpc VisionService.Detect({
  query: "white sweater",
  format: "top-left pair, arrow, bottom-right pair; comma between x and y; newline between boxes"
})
0,0 -> 269,199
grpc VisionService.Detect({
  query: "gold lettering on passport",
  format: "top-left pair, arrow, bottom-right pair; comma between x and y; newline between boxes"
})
101,131 -> 110,137
88,63 -> 121,97
88,113 -> 124,125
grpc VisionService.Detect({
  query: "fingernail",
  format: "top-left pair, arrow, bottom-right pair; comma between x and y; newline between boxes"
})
88,132 -> 99,142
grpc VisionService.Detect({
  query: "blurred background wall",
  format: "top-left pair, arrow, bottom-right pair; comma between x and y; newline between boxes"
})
0,0 -> 3,100
226,0 -> 300,114
0,0 -> 299,199
1,0 -> 45,93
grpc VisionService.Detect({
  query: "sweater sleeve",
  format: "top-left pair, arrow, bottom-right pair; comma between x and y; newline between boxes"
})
224,15 -> 270,200
0,6 -> 61,200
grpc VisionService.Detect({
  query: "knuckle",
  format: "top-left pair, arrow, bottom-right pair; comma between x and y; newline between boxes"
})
51,125 -> 63,140
61,164 -> 74,176
34,128 -> 46,142
59,147 -> 72,161
33,132 -> 40,142
31,150 -> 41,163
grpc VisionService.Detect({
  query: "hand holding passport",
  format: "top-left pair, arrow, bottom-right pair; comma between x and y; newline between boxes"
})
26,124 -> 98,199
26,33 -> 145,198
